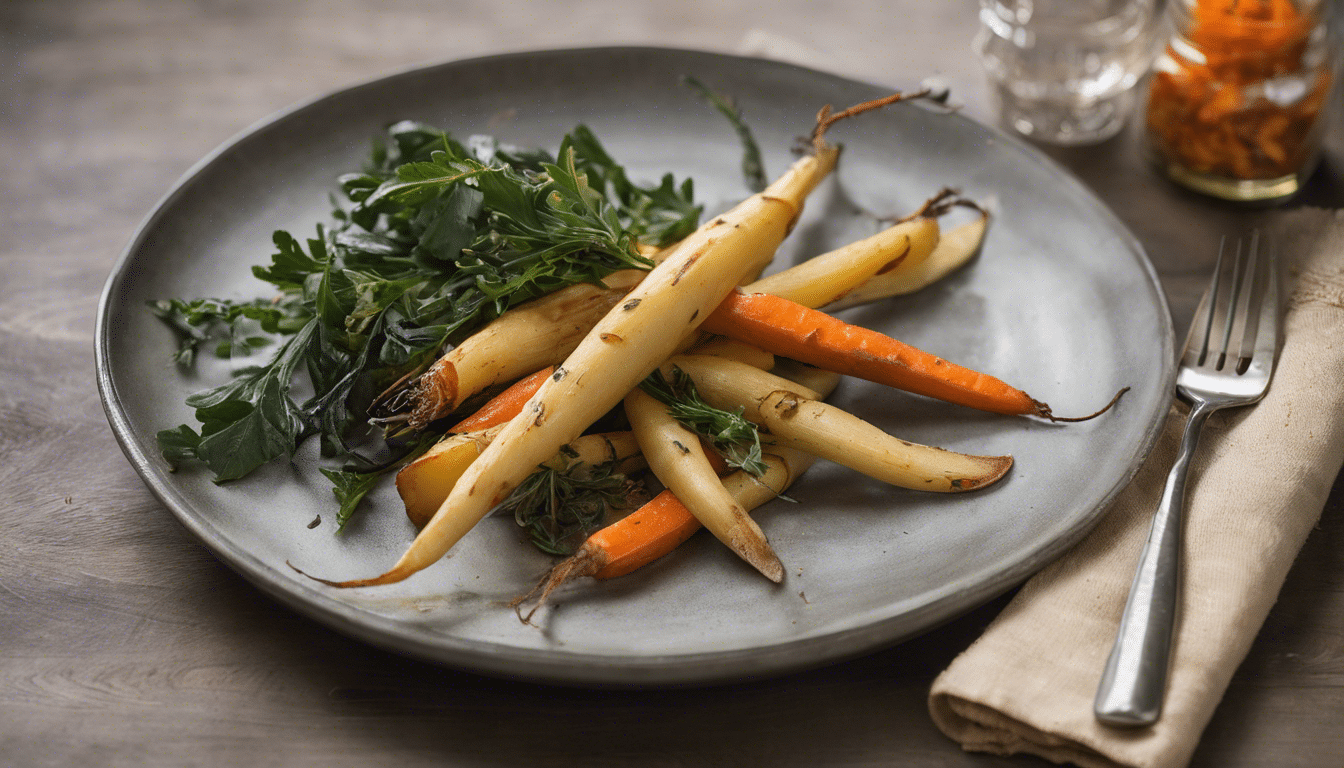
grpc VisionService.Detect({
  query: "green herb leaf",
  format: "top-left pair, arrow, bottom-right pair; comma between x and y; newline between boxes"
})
683,76 -> 767,193
319,468 -> 384,531
501,459 -> 638,556
639,367 -> 769,477
156,424 -> 202,469
253,230 -> 329,290
175,318 -> 319,482
148,296 -> 305,367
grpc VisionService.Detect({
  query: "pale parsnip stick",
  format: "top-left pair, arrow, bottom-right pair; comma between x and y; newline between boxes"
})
744,216 -> 939,308
669,354 -> 1012,493
826,210 -> 987,310
407,269 -> 646,429
624,387 -> 784,581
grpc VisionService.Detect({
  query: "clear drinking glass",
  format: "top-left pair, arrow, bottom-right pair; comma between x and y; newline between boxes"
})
975,0 -> 1162,145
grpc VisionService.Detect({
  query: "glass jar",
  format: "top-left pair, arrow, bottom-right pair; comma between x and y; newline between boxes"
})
1143,0 -> 1337,202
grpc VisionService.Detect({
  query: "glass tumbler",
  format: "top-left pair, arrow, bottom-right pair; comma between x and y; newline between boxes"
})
975,0 -> 1162,145
1144,0 -> 1337,202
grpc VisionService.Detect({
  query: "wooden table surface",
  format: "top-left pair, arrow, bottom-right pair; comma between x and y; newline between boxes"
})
5,1 -> 1342,765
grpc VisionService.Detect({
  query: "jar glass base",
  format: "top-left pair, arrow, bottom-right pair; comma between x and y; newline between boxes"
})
1157,161 -> 1307,203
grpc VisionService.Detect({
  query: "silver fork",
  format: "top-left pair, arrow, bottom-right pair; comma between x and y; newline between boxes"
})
1094,231 -> 1280,727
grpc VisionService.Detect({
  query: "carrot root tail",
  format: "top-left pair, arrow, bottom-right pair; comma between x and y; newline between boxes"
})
1040,386 -> 1131,423
809,89 -> 934,152
509,549 -> 603,625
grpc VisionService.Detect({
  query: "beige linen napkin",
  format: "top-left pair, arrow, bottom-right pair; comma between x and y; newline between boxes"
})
928,208 -> 1344,768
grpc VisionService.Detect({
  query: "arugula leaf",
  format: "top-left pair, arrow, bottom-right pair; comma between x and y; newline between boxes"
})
162,318 -> 319,482
253,230 -> 329,290
639,367 -> 769,477
319,468 -> 384,531
156,424 -> 203,469
148,296 -> 306,367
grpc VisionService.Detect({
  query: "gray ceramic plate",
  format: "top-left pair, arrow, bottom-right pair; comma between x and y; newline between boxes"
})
96,47 -> 1174,686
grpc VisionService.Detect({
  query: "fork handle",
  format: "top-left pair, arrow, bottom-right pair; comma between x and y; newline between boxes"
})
1094,400 -> 1214,727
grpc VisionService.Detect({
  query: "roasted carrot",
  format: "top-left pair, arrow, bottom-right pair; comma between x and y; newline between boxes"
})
585,444 -> 815,578
625,386 -> 783,581
515,453 -> 805,614
701,290 -> 1052,417
446,366 -> 555,433
512,375 -> 837,619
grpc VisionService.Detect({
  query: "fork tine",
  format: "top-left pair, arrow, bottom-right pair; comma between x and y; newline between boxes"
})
1225,231 -> 1259,367
1252,233 -> 1279,365
1196,237 -> 1240,367
1183,238 -> 1225,366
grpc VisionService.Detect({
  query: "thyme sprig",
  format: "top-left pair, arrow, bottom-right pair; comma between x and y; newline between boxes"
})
639,367 -> 769,478
500,455 -> 642,556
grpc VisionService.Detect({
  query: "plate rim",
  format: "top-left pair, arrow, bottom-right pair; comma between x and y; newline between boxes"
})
94,45 -> 1176,686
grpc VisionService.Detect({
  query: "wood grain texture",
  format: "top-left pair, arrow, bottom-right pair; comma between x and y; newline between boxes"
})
3,1 -> 1342,766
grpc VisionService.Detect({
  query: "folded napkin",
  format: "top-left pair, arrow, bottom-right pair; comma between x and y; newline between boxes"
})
929,208 -> 1344,768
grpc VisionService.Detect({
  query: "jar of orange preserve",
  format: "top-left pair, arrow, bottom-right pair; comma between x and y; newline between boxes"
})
1144,0 -> 1337,202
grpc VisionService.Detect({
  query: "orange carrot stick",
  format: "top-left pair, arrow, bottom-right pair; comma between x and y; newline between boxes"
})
700,291 -> 1052,417
446,366 -> 555,433
511,451 -> 807,622
587,490 -> 705,579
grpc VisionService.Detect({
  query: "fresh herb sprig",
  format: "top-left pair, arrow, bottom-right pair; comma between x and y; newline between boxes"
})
638,367 -> 769,477
682,76 -> 767,193
154,121 -> 700,497
500,452 -> 642,556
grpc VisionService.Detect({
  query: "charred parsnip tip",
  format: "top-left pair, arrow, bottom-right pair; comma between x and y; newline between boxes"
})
670,354 -> 1013,493
320,126 -> 846,587
743,216 -> 939,308
625,387 -> 784,582
827,208 -> 987,309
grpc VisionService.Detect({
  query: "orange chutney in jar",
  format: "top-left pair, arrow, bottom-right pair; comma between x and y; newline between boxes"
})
1145,0 -> 1333,196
